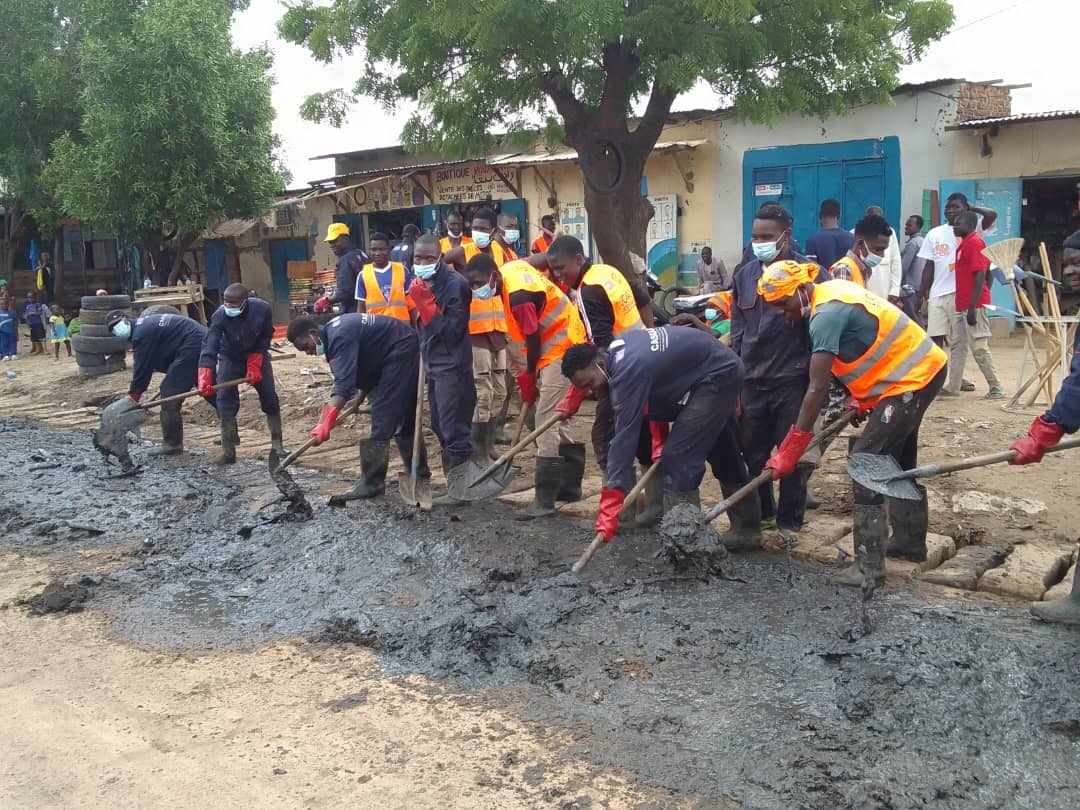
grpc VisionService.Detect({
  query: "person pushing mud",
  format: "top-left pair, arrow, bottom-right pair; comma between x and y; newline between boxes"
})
757,261 -> 947,591
288,312 -> 423,502
560,325 -> 754,548
198,284 -> 283,464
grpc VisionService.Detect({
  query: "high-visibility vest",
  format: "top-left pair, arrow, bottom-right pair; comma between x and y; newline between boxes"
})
465,242 -> 509,334
531,234 -> 552,255
500,260 -> 586,371
829,255 -> 866,288
573,263 -> 644,342
812,280 -> 946,408
358,262 -> 412,323
708,290 -> 732,320
439,235 -> 473,254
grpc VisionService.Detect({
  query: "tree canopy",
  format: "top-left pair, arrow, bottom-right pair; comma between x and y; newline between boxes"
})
281,0 -> 954,275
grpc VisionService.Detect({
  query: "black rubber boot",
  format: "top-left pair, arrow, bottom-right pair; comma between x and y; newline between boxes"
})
485,420 -> 500,461
833,503 -> 887,589
493,413 -> 511,445
266,412 -> 286,455
886,484 -> 928,562
805,489 -> 820,510
516,457 -> 562,520
662,489 -> 701,512
718,483 -> 763,551
149,403 -> 183,456
214,415 -> 238,465
470,421 -> 487,464
556,442 -> 586,502
634,465 -> 664,528
1031,569 -> 1080,626
338,438 -> 389,501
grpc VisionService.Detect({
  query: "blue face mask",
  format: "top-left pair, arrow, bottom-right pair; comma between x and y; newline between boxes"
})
503,229 -> 520,243
704,307 -> 719,321
863,250 -> 884,269
112,319 -> 131,338
752,241 -> 779,263
473,283 -> 495,300
473,231 -> 492,249
224,305 -> 243,318
315,341 -> 326,357
414,262 -> 438,280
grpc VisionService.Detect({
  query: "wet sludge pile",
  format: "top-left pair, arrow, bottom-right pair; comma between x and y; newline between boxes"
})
3,418 -> 1080,808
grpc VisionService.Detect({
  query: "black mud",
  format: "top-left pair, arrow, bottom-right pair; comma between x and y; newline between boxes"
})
4,418 -> 1080,808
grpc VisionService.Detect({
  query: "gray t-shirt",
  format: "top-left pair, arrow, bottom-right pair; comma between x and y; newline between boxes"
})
809,300 -> 879,363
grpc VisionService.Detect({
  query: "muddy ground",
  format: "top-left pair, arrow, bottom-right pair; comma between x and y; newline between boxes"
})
1,334 -> 1079,808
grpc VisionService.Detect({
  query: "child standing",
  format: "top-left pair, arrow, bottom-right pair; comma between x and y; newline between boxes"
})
22,292 -> 48,355
49,306 -> 72,360
0,295 -> 18,360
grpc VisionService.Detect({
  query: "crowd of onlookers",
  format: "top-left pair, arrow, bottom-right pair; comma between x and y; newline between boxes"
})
0,252 -> 76,362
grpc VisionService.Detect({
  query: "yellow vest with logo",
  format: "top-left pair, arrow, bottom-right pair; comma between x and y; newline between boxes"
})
576,263 -> 644,341
500,260 -> 586,371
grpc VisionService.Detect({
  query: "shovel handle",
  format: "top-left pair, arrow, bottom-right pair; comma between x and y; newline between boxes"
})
890,434 -> 1080,482
276,392 -> 368,471
470,411 -> 563,487
410,361 -> 426,481
703,409 -> 858,524
138,377 -> 247,410
573,461 -> 661,574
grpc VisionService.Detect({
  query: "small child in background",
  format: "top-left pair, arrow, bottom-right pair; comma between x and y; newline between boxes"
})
48,306 -> 72,360
0,295 -> 18,360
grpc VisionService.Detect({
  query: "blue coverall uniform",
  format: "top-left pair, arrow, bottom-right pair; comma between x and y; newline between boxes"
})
198,297 -> 279,419
321,313 -> 419,451
1046,328 -> 1080,433
604,326 -> 748,495
130,312 -> 216,409
416,263 -> 476,465
332,248 -> 367,314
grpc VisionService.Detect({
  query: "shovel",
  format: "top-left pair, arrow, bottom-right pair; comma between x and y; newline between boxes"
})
573,461 -> 661,573
463,410 -> 563,499
268,393 -> 368,511
398,360 -> 432,511
848,435 -> 1080,500
135,377 -> 247,411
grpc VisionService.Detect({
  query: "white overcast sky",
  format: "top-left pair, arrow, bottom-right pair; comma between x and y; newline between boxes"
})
232,0 -> 1078,186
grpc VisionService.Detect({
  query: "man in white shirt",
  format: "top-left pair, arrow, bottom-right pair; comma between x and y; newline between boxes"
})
916,193 -> 998,397
862,206 -> 902,301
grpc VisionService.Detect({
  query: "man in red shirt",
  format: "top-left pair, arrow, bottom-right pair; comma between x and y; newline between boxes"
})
948,211 -> 1004,399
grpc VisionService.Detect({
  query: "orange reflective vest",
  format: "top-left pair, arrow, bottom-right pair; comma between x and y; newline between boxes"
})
531,233 -> 552,255
439,235 -> 473,254
829,255 -> 866,288
358,262 -> 412,323
811,280 -> 946,408
708,290 -> 732,320
465,242 -> 510,335
500,260 -> 586,371
574,263 -> 644,341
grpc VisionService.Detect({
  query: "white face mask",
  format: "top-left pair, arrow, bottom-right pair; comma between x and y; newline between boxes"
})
447,228 -> 462,238
503,228 -> 520,243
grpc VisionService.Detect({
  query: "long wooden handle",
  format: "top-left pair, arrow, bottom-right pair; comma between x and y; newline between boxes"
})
703,409 -> 858,523
276,392 -> 368,471
470,412 -> 563,487
512,404 -> 533,445
410,361 -> 426,481
138,377 -> 246,410
573,461 -> 661,574
888,435 -> 1080,482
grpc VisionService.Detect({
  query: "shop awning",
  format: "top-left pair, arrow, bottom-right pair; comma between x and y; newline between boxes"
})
311,175 -> 396,199
487,139 -> 708,168
203,218 -> 258,239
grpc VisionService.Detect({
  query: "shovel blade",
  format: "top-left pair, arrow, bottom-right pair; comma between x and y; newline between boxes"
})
398,472 -> 432,512
460,459 -> 515,500
847,452 -> 921,500
268,450 -> 314,517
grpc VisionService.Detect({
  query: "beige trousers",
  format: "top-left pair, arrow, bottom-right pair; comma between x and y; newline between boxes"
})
946,308 -> 1000,394
536,361 -> 573,458
472,344 -> 508,421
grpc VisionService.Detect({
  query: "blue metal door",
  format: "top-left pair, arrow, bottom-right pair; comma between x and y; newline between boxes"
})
204,239 -> 228,291
939,177 -> 1022,327
269,239 -> 308,319
743,137 -> 901,249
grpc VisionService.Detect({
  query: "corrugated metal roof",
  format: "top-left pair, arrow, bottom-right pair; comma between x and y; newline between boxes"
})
946,110 -> 1080,130
204,218 -> 257,239
488,139 -> 708,168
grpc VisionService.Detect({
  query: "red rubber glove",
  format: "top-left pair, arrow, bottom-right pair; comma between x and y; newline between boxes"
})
765,426 -> 815,479
245,352 -> 263,385
649,421 -> 669,463
516,372 -> 538,405
555,385 -> 587,419
197,367 -> 214,397
310,404 -> 340,445
407,279 -> 438,325
128,390 -> 142,403
595,487 -> 626,542
1009,416 -> 1063,465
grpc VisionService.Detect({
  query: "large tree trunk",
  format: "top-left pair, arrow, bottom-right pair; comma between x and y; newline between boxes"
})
166,232 -> 198,285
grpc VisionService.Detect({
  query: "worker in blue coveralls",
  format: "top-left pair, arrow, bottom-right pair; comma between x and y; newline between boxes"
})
108,308 -> 216,456
197,284 -> 281,465
288,312 -> 422,502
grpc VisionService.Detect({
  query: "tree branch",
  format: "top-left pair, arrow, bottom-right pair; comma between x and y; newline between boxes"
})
539,73 -> 591,137
630,81 -> 677,152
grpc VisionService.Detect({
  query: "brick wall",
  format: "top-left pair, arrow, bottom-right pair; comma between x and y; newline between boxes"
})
955,83 -> 1012,122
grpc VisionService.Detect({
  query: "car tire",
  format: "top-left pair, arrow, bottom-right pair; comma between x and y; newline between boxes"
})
75,351 -> 107,367
80,294 -> 131,311
78,324 -> 112,337
78,307 -> 131,325
80,359 -> 126,378
71,334 -> 130,354
140,304 -> 182,316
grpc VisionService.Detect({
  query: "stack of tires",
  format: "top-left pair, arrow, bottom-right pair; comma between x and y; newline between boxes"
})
72,294 -> 132,378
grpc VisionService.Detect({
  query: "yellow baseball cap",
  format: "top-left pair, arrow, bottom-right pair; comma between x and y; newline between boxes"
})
324,222 -> 350,242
